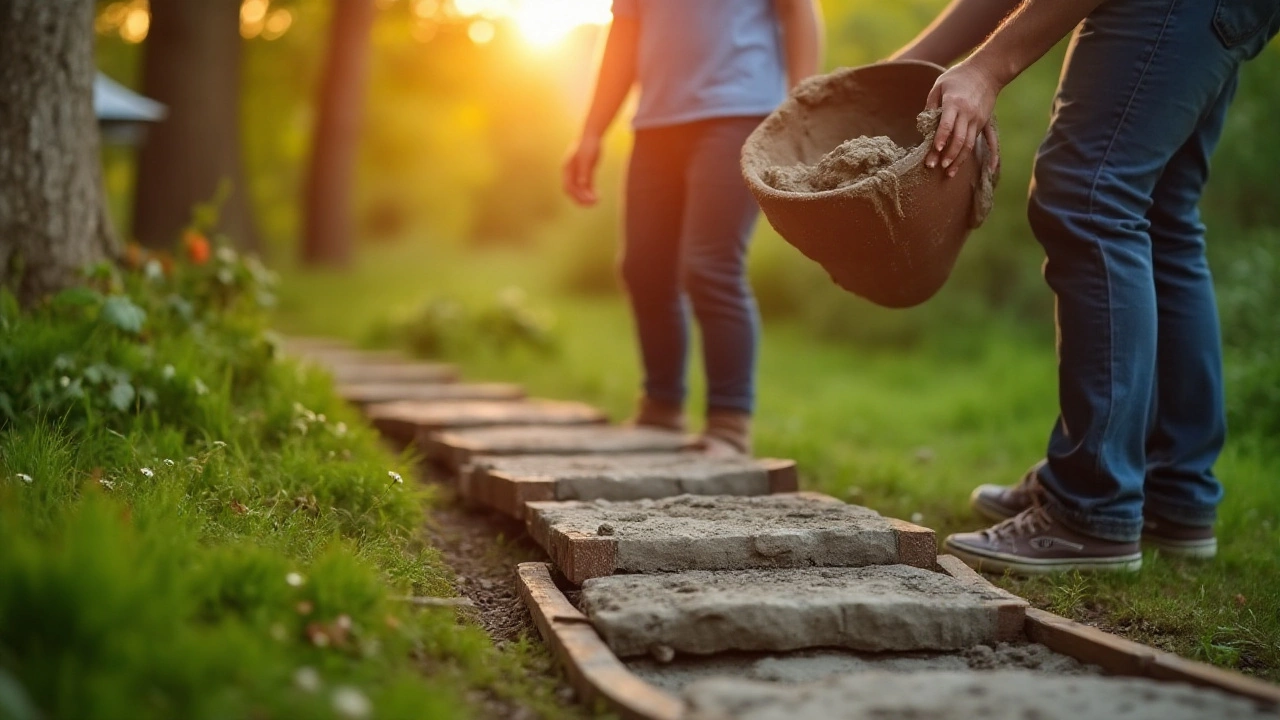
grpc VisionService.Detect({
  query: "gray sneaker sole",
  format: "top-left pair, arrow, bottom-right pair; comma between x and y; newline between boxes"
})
944,538 -> 1143,576
1142,535 -> 1218,559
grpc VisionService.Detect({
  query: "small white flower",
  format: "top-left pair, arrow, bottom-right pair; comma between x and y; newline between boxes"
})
140,467 -> 154,478
333,422 -> 348,438
59,376 -> 71,387
144,258 -> 165,281
16,473 -> 33,484
286,572 -> 305,587
100,479 -> 116,490
294,666 -> 322,693
212,440 -> 227,449
193,378 -> 209,396
186,456 -> 198,463
162,364 -> 176,380
910,512 -> 925,524
331,686 -> 372,720
317,413 -> 326,423
163,459 -> 175,467
388,471 -> 403,484
216,245 -> 238,264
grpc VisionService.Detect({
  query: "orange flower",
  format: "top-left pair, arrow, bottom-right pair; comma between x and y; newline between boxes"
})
183,230 -> 211,265
124,242 -> 144,269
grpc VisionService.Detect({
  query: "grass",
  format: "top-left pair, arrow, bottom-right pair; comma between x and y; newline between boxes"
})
0,251 -> 595,719
274,237 -> 1280,682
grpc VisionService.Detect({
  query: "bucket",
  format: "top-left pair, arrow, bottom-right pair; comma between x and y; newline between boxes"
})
741,61 -> 998,309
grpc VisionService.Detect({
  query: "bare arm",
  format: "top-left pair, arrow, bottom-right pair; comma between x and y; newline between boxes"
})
774,0 -> 824,88
890,0 -> 1022,67
564,17 -> 640,206
925,0 -> 1108,176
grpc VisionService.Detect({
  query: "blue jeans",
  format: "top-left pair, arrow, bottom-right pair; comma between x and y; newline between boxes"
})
622,117 -> 764,415
1030,0 -> 1280,541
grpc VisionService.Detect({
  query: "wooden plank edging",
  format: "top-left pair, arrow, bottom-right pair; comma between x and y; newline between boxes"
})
516,562 -> 684,720
1024,607 -> 1280,708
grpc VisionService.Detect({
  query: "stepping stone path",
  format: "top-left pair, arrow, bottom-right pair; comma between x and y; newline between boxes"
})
582,565 -> 1026,657
337,381 -> 524,408
366,399 -> 607,445
285,336 -> 1279,720
525,493 -> 935,584
464,453 -> 798,519
426,425 -> 693,471
681,671 -> 1278,720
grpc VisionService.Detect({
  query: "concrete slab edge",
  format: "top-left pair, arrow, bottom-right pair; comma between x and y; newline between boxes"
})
516,562 -> 684,720
1024,607 -> 1280,708
935,554 -> 1028,643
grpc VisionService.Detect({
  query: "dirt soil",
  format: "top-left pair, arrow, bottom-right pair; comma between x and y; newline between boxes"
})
421,487 -> 582,717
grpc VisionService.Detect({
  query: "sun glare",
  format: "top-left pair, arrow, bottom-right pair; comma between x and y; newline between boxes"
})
510,0 -> 612,47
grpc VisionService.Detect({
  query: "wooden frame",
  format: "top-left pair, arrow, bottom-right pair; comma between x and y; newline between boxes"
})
517,558 -> 1279,720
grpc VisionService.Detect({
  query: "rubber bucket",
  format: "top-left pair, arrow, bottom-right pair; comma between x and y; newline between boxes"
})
741,61 -> 997,309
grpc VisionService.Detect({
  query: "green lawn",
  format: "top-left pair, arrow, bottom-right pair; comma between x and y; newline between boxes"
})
0,252 -> 588,720
275,237 -> 1280,682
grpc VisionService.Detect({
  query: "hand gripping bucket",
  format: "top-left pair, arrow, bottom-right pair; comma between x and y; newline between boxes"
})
741,61 -> 998,309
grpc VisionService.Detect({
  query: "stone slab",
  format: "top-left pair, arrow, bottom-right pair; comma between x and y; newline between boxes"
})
582,565 -> 1025,658
324,361 -> 458,385
681,670 -> 1278,720
525,493 -> 935,584
465,453 -> 798,519
337,381 -> 524,408
628,642 -> 1095,694
366,399 -> 607,445
425,425 -> 694,471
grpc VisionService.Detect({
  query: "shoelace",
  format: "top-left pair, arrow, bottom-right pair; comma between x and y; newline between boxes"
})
983,500 -> 1053,542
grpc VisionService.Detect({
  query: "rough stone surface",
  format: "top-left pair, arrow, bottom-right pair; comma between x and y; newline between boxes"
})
427,425 -> 693,469
367,399 -> 606,443
627,643 -> 1095,693
338,381 -> 523,407
581,565 -> 1023,657
468,454 -> 795,517
682,670 -> 1278,720
528,494 -> 926,577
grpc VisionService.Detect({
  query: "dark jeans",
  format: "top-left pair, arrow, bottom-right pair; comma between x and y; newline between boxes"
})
1029,0 -> 1280,541
622,116 -> 764,414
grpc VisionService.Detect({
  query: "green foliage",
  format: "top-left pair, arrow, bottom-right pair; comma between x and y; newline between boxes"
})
368,287 -> 559,360
0,243 -> 584,719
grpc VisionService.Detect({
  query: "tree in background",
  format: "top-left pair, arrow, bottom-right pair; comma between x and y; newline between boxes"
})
132,0 -> 259,251
301,0 -> 377,266
0,0 -> 116,306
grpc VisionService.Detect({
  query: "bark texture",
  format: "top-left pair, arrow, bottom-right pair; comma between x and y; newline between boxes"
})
132,0 -> 259,250
0,0 -> 116,306
301,0 -> 377,266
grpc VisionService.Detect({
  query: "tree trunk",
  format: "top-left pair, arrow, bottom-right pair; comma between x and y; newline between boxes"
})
301,0 -> 377,266
0,0 -> 116,306
132,0 -> 259,251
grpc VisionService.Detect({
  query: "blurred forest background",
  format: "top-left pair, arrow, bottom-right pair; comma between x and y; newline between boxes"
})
92,0 -> 1280,439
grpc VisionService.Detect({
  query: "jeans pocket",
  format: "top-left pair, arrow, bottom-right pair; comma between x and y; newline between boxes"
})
1212,0 -> 1280,50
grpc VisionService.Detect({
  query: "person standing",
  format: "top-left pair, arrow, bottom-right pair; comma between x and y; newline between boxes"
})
893,0 -> 1280,573
563,0 -> 823,455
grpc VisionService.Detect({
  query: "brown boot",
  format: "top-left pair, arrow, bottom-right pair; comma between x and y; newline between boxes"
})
630,396 -> 686,433
697,409 -> 752,457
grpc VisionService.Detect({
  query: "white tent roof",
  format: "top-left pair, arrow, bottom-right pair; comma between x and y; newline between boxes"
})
94,72 -> 166,123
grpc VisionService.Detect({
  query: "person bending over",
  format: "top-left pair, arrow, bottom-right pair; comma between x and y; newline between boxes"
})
564,0 -> 823,455
894,0 -> 1279,573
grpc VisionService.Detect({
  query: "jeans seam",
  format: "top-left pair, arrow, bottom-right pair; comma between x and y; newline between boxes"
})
1079,0 -> 1180,489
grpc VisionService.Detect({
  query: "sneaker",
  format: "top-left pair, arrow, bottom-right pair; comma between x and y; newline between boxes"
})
945,504 -> 1142,575
1142,514 -> 1217,559
969,460 -> 1044,522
